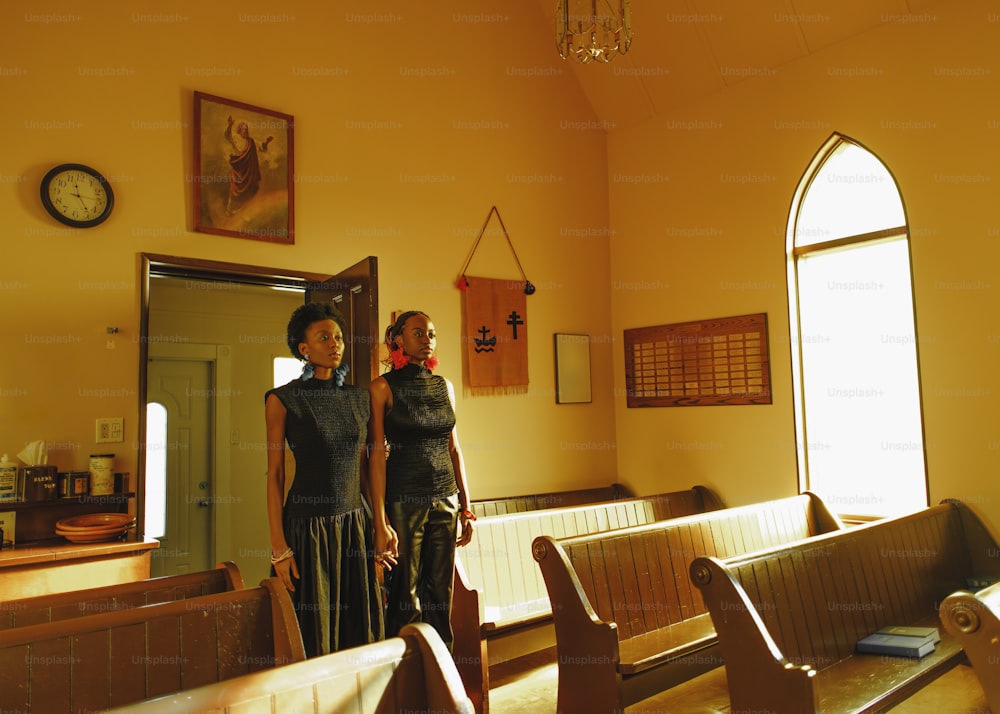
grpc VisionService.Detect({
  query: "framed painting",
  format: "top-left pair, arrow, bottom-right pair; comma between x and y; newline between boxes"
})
193,91 -> 294,244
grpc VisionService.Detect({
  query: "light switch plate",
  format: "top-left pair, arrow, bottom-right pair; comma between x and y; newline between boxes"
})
96,417 -> 124,443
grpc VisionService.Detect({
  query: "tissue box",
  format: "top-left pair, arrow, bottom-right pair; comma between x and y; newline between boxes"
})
0,510 -> 14,547
20,465 -> 58,502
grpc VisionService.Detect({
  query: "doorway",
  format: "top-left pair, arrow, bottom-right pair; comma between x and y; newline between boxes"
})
138,254 -> 379,583
146,352 -> 216,576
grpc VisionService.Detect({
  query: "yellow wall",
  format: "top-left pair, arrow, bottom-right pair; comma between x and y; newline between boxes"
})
5,0 -> 999,548
609,0 -> 1000,527
0,0 -> 618,546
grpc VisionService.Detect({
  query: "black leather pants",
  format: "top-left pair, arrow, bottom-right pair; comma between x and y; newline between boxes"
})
385,493 -> 459,649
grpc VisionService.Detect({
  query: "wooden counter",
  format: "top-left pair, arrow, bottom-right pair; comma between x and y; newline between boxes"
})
0,537 -> 159,599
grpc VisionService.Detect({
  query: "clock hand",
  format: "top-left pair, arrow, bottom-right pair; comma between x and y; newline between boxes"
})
71,184 -> 90,209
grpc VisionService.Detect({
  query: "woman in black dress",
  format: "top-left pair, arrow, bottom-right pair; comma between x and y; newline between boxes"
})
265,302 -> 383,656
368,310 -> 474,650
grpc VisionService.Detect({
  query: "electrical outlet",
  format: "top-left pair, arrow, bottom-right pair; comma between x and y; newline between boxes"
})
96,417 -> 124,444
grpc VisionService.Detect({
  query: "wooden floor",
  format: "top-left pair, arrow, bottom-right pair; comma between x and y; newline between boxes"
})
487,647 -> 991,713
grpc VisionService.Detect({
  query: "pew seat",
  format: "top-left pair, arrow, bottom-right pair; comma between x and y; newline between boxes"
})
533,492 -> 844,713
0,561 -> 244,629
0,577 -> 305,713
692,499 -> 1000,713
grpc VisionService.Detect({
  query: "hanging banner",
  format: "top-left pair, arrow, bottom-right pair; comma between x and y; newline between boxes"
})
463,276 -> 528,391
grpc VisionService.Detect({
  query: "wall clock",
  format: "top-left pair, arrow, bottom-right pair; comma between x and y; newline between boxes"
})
39,163 -> 115,228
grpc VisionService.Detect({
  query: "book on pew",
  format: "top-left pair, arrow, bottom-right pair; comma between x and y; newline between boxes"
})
856,629 -> 937,658
873,625 -> 940,643
966,575 -> 1000,591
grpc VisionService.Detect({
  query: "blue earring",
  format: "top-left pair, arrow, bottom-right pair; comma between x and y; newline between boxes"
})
299,361 -> 315,380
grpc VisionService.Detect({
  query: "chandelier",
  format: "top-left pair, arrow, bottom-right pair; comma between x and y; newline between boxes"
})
556,0 -> 632,64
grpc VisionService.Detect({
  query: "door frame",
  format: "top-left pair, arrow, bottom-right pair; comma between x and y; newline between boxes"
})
137,252 -> 379,541
147,342 -> 232,567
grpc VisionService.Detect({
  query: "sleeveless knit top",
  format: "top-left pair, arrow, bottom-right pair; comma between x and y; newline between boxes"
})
265,378 -> 369,518
382,363 -> 458,503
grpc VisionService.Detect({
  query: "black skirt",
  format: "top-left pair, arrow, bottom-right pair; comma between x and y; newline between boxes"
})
278,507 -> 384,656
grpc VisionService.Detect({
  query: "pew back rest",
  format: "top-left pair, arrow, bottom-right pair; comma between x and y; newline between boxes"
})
0,561 -> 244,630
644,484 -> 724,521
460,498 -> 659,625
694,501 -> 996,670
108,622 -> 474,714
0,577 -> 304,713
553,493 -> 841,640
471,483 -> 635,518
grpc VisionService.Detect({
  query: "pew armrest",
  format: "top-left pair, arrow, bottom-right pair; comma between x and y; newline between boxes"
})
533,535 -> 622,712
218,560 -> 245,589
451,556 -> 487,713
690,556 -> 818,711
407,622 -> 477,714
260,577 -> 306,664
940,581 -> 1000,712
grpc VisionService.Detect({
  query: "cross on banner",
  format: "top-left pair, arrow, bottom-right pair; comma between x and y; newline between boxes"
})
462,276 -> 528,390
506,311 -> 524,339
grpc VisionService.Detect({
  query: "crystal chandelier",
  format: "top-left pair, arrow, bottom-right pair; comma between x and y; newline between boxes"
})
556,0 -> 632,64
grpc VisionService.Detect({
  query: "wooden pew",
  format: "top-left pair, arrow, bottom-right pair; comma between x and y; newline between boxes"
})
532,492 -> 844,713
691,499 -> 1000,714
0,577 -> 305,713
940,579 -> 1000,712
107,622 -> 474,714
453,486 -> 724,713
0,561 -> 244,630
470,482 -> 636,518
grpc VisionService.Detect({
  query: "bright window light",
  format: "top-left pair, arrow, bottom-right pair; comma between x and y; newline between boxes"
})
795,142 -> 905,245
144,402 -> 167,538
797,239 -> 926,515
273,357 -> 302,387
790,136 -> 927,518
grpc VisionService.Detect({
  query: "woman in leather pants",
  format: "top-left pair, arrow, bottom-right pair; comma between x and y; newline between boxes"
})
367,310 -> 474,649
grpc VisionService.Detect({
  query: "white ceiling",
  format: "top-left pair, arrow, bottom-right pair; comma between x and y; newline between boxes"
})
537,0 -> 941,128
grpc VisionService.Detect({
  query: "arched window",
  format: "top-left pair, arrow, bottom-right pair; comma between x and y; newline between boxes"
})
786,134 -> 927,518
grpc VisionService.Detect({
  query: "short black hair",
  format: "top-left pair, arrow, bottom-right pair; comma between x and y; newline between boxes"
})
286,302 -> 347,361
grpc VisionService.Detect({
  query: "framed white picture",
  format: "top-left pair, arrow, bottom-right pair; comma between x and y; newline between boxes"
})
554,333 -> 592,404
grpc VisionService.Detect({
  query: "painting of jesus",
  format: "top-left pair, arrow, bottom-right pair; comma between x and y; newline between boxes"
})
193,91 -> 294,244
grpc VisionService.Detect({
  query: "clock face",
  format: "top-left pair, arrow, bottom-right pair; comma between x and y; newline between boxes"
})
40,163 -> 114,228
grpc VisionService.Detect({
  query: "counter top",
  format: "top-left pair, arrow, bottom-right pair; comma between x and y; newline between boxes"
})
0,536 -> 159,568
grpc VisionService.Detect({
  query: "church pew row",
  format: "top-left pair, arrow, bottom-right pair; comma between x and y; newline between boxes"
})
108,622 -> 474,714
469,482 -> 635,518
692,499 -> 1000,713
0,561 -> 244,630
940,577 -> 1000,713
0,577 -> 305,713
452,485 -> 724,713
532,492 -> 844,713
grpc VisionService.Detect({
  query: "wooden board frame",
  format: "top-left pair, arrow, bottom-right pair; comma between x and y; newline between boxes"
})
624,313 -> 771,407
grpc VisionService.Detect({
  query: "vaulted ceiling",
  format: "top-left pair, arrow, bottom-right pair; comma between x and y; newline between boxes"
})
536,0 -> 941,128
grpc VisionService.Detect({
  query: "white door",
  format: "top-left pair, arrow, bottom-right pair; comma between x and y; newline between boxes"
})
146,357 -> 214,576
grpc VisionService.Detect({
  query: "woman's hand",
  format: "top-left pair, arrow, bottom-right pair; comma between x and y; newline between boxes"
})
274,554 -> 299,592
457,511 -> 475,547
374,522 -> 399,570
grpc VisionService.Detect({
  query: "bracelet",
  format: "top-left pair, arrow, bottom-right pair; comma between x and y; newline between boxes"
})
270,547 -> 293,565
460,510 -> 477,521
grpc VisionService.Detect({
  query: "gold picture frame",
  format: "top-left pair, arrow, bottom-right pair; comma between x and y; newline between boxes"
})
193,91 -> 294,244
